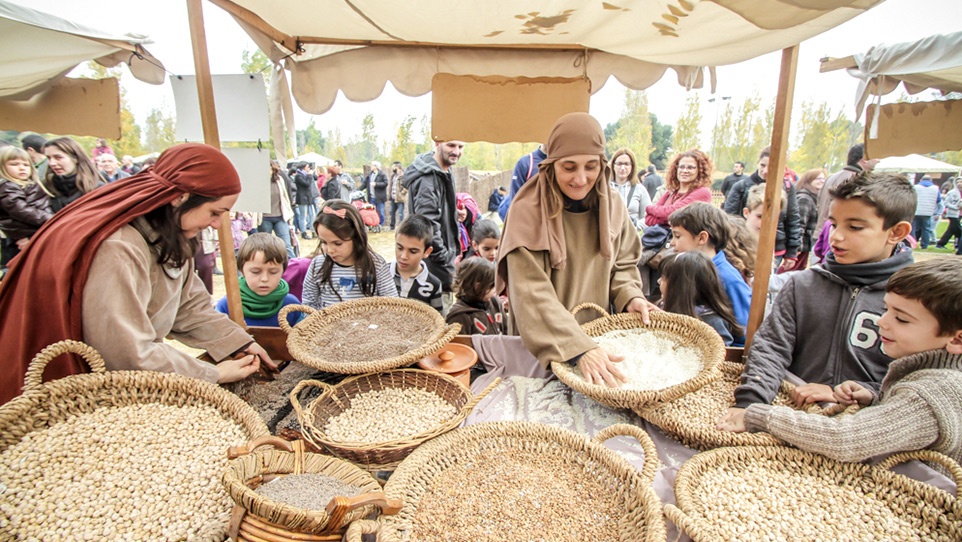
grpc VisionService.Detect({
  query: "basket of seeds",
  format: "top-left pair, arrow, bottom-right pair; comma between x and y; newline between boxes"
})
279,298 -> 461,374
665,446 -> 962,541
637,361 -> 856,451
0,340 -> 269,541
290,369 -> 500,472
343,421 -> 666,542
550,304 -> 726,410
222,436 -> 403,541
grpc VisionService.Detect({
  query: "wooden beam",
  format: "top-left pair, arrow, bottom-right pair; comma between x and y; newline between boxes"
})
745,45 -> 799,352
296,36 -> 592,51
206,0 -> 298,52
819,55 -> 856,73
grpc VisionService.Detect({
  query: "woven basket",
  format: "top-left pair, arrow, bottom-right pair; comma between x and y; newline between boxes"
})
344,421 -> 666,542
279,298 -> 460,374
0,340 -> 269,542
638,361 -> 856,451
222,436 -> 402,541
550,303 -> 725,410
290,369 -> 499,472
665,446 -> 962,541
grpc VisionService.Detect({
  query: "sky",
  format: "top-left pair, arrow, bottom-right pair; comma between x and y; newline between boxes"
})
13,0 -> 962,153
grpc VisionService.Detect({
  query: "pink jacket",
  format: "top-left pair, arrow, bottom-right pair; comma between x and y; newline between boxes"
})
644,186 -> 713,227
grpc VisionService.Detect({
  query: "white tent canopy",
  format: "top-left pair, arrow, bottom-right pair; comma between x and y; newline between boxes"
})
294,152 -> 334,166
874,153 -> 961,174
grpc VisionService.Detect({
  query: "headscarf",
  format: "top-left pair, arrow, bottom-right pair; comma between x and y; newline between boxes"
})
0,144 -> 241,405
497,112 -> 627,292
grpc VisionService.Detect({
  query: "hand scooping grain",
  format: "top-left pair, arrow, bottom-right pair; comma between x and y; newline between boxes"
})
573,329 -> 702,391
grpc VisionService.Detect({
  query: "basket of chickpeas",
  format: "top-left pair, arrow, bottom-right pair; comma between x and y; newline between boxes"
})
0,340 -> 269,541
290,369 -> 499,472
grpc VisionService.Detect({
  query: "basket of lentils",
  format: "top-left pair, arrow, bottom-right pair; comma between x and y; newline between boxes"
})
279,297 -> 461,374
290,369 -> 499,472
0,340 -> 269,541
222,436 -> 402,541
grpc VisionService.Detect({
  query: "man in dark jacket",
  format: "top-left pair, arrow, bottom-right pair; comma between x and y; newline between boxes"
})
293,162 -> 316,239
403,140 -> 465,312
368,160 -> 389,225
720,161 -> 746,197
641,165 -> 663,200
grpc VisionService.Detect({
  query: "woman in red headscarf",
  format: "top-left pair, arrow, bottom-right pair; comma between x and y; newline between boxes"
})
0,143 -> 274,405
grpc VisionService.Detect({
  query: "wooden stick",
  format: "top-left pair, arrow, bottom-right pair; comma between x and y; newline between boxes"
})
819,55 -> 856,73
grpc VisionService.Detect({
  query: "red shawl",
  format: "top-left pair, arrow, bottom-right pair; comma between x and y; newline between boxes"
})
0,144 -> 241,404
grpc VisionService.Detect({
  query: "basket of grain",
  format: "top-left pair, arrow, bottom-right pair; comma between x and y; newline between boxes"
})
637,361 -> 856,451
665,446 -> 962,541
0,340 -> 269,541
278,298 -> 461,374
222,436 -> 403,541
550,303 -> 726,410
344,421 -> 666,542
290,369 -> 500,472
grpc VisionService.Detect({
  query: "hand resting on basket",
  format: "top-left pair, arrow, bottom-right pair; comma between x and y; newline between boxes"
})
625,296 -> 657,325
578,347 -> 628,388
716,407 -> 747,432
789,383 -> 835,407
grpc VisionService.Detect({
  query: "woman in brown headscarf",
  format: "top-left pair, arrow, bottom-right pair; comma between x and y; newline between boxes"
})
497,112 -> 654,388
0,144 -> 274,405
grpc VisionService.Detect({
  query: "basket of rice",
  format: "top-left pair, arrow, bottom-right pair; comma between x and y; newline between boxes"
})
637,361 -> 856,451
550,304 -> 725,410
0,340 -> 269,541
665,446 -> 962,541
290,369 -> 499,472
222,436 -> 402,541
278,298 -> 461,374
344,421 -> 666,542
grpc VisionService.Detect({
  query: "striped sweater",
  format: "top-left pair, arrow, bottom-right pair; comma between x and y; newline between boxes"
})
302,252 -> 398,309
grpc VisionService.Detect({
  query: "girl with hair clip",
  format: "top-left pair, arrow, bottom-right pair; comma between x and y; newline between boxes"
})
658,251 -> 744,346
447,257 -> 507,336
302,200 -> 398,309
0,146 -> 52,266
464,218 -> 501,262
38,136 -> 103,212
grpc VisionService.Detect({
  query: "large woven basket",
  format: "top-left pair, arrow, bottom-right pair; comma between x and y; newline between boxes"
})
0,340 -> 269,542
222,436 -> 402,541
665,446 -> 962,541
344,421 -> 666,542
279,298 -> 460,374
638,361 -> 855,451
550,304 -> 725,410
290,369 -> 499,472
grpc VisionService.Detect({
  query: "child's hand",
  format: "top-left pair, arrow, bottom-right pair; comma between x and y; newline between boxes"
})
716,407 -> 747,432
578,348 -> 628,388
790,383 -> 835,407
833,381 -> 874,406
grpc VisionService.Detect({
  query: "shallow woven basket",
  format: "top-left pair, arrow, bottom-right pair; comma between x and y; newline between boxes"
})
222,436 -> 402,541
637,361 -> 856,451
279,298 -> 460,374
344,421 -> 666,542
665,446 -> 962,541
0,340 -> 269,542
550,303 -> 725,410
290,369 -> 499,472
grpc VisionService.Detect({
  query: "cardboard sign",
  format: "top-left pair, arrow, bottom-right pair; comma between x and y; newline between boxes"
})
0,78 -> 120,138
865,99 -> 962,158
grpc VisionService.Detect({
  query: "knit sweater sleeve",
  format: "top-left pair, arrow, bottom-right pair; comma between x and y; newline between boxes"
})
744,390 -> 940,463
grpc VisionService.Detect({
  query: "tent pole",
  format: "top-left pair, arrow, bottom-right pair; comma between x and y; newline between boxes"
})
744,45 -> 799,352
187,0 -> 245,327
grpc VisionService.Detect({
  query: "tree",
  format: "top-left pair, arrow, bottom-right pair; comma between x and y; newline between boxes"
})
607,90 -> 653,169
297,118 -> 325,154
143,108 -> 175,153
241,48 -> 271,80
389,116 -> 418,167
790,101 -> 862,173
649,114 -> 673,170
673,94 -> 702,158
712,94 -> 773,172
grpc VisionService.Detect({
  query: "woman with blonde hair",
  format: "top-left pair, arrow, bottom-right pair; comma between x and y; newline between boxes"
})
0,146 -> 52,266
608,148 -> 651,230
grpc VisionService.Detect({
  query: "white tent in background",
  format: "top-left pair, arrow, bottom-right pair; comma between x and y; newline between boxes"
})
295,152 -> 334,167
874,154 -> 961,174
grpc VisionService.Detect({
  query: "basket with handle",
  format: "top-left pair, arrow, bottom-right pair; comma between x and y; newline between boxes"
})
344,421 -> 666,542
278,298 -> 460,374
0,340 -> 269,542
550,303 -> 725,410
222,436 -> 403,541
290,369 -> 500,472
665,445 -> 962,541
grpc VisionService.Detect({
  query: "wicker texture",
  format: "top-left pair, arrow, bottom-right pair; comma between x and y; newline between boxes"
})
551,304 -> 725,410
0,340 -> 269,542
665,446 -> 962,541
291,369 -> 498,472
637,361 -> 856,451
347,421 -> 665,542
279,298 -> 460,374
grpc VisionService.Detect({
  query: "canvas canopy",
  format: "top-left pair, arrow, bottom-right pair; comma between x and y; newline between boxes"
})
295,152 -> 334,166
874,153 -> 961,174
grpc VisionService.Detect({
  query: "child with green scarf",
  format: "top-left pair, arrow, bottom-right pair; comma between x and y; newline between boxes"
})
216,233 -> 303,327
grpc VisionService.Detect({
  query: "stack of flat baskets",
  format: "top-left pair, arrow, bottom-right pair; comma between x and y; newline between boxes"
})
0,340 -> 269,541
279,297 -> 460,374
222,436 -> 402,541
666,446 -> 962,541
345,421 -> 666,542
551,304 -> 726,410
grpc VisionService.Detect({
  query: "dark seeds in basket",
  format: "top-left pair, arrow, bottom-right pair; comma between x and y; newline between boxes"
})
254,473 -> 363,511
311,312 -> 434,363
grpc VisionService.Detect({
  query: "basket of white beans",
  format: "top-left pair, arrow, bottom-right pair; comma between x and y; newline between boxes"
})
0,340 -> 269,542
550,303 -> 726,410
290,369 -> 499,472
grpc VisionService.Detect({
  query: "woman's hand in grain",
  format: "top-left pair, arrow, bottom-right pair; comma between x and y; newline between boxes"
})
577,347 -> 627,388
625,296 -> 658,325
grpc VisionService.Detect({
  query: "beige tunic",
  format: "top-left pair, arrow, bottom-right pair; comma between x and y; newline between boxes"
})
81,223 -> 253,382
506,209 -> 644,368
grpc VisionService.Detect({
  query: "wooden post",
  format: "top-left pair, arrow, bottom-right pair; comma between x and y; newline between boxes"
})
186,0 -> 244,327
744,45 -> 799,352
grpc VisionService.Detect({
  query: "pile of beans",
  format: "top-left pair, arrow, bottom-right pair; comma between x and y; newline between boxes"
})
312,312 -> 434,363
0,403 -> 247,540
254,473 -> 363,511
323,388 -> 456,443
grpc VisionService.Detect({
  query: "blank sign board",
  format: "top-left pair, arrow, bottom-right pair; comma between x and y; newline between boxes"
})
172,74 -> 270,142
221,147 -> 271,215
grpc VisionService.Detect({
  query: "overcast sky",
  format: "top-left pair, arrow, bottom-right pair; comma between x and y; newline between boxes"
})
14,0 -> 962,151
